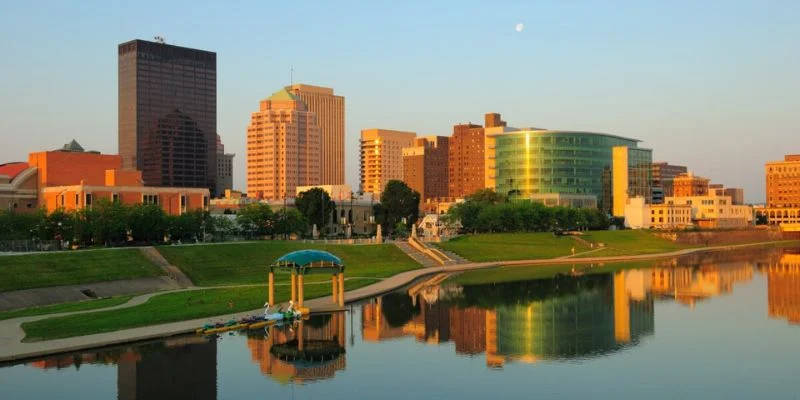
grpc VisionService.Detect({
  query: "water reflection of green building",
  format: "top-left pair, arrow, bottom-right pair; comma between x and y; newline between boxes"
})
491,271 -> 654,365
363,270 -> 654,368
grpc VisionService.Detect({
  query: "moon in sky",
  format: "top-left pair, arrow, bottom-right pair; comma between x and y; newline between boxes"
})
515,23 -> 524,32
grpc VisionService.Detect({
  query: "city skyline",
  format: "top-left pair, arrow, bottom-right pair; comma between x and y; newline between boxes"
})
1,1 -> 798,202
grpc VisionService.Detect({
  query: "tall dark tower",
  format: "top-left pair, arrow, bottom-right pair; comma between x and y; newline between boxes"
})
118,39 -> 217,192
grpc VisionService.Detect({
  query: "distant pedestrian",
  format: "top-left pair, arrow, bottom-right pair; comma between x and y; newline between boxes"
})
571,247 -> 576,256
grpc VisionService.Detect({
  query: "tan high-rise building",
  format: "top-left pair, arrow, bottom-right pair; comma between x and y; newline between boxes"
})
766,155 -> 800,226
403,136 -> 449,202
360,129 -> 416,196
673,172 -> 709,197
246,88 -> 320,200
286,84 -> 345,185
450,113 -> 505,198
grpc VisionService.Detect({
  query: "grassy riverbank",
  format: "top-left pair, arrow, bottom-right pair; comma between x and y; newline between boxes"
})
578,230 -> 695,256
0,296 -> 133,321
0,249 -> 163,292
22,279 -> 372,341
158,242 -> 419,286
436,233 -> 590,262
21,243 -> 421,341
438,230 -> 695,262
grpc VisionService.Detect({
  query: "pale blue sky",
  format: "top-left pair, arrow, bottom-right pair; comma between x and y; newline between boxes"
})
1,1 -> 797,202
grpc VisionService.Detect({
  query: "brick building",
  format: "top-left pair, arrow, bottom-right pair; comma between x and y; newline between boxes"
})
403,136 -> 449,201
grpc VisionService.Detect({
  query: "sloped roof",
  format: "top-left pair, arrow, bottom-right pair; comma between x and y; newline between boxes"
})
0,162 -> 29,180
271,250 -> 344,268
61,139 -> 84,152
268,88 -> 300,102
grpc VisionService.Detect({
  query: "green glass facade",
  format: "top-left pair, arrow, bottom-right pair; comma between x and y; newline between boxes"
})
490,130 -> 651,212
625,147 -> 654,204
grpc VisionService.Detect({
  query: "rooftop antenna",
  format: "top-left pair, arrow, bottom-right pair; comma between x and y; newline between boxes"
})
290,66 -> 294,85
154,36 -> 166,44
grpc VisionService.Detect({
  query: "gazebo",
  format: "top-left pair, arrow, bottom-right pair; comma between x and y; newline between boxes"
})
268,250 -> 346,310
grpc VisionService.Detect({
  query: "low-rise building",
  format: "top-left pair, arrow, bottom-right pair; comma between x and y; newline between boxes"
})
765,154 -> 800,226
651,162 -> 688,203
709,184 -> 744,205
624,196 -> 693,229
665,195 -> 753,228
673,172 -> 709,197
0,162 -> 38,212
295,184 -> 356,201
209,190 -> 259,214
30,141 -> 209,215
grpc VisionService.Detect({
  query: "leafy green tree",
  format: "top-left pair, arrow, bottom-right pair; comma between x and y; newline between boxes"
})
212,215 -> 237,240
92,199 -> 129,245
0,209 -> 43,240
378,180 -> 420,233
236,203 -> 275,238
447,194 -> 611,234
465,188 -> 507,205
166,211 -> 203,242
447,201 -> 483,233
275,208 -> 308,238
45,208 -> 76,242
295,188 -> 336,231
128,204 -> 167,243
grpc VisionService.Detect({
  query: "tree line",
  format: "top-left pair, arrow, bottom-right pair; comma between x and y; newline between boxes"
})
446,189 -> 610,234
0,200 -> 215,246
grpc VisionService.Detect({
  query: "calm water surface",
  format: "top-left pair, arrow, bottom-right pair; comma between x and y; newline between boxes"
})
1,247 -> 798,399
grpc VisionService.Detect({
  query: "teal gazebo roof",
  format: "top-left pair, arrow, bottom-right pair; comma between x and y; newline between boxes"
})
269,250 -> 345,274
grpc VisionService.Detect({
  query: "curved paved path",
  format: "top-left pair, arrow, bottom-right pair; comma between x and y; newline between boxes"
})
0,239 -> 795,363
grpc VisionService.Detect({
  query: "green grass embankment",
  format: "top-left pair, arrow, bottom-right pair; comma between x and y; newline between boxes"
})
0,296 -> 133,321
0,249 -> 164,292
22,279 -> 367,341
575,230 -> 695,257
158,242 -> 419,286
22,242 -> 421,341
436,232 -> 589,262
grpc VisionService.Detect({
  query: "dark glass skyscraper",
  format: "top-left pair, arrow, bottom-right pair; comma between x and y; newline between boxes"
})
118,39 -> 217,192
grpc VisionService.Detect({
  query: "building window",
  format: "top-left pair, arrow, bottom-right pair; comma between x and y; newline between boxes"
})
75,194 -> 79,206
85,193 -> 93,207
112,193 -> 120,203
143,194 -> 159,205
203,196 -> 209,209
181,195 -> 187,208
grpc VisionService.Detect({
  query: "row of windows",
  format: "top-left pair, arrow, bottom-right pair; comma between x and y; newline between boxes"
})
651,217 -> 691,224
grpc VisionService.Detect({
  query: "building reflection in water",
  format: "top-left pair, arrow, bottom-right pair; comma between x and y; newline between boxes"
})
763,253 -> 800,324
26,336 -> 217,400
246,311 -> 347,384
363,270 -> 656,368
361,246 -> 800,368
650,260 -> 754,308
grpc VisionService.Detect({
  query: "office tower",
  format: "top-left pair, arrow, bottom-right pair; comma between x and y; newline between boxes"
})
118,39 -> 217,192
287,84 -> 345,185
612,146 -> 653,217
765,154 -> 800,225
246,88 -> 320,200
450,113 -> 506,199
215,135 -> 234,197
360,129 -> 416,196
651,162 -> 688,203
485,123 -> 650,214
403,136 -> 449,201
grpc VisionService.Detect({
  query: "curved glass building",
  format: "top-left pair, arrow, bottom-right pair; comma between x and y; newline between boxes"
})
485,128 -> 652,213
